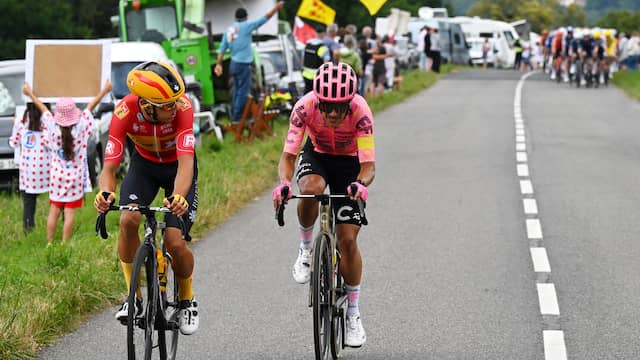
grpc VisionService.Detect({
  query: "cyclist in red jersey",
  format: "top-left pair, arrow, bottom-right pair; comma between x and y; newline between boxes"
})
272,62 -> 375,348
94,61 -> 199,335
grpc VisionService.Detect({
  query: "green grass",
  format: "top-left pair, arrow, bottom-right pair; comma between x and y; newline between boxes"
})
612,70 -> 640,101
0,66 -> 456,359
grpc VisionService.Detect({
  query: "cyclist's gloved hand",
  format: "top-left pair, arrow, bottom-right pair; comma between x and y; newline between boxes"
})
94,191 -> 116,213
165,194 -> 189,217
272,181 -> 292,208
348,181 -> 368,202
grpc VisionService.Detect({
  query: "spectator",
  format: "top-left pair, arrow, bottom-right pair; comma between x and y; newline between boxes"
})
430,27 -> 442,73
214,1 -> 284,123
521,41 -> 532,71
302,26 -> 331,94
482,38 -> 490,69
513,39 -> 523,70
356,35 -> 372,95
368,36 -> 387,97
23,81 -> 112,245
620,32 -> 640,70
335,34 -> 363,84
9,100 -> 51,232
361,26 -> 377,96
417,26 -> 428,71
424,26 -> 432,70
382,35 -> 397,90
324,23 -> 340,62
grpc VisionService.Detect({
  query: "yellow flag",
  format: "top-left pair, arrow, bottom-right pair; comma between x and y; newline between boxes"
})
296,0 -> 336,26
359,0 -> 387,15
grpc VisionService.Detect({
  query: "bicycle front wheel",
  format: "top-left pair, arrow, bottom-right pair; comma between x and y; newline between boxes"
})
312,233 -> 332,360
127,244 -> 159,360
163,256 -> 180,360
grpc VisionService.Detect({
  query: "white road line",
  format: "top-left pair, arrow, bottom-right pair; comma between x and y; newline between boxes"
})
517,164 -> 530,177
516,152 -> 528,162
520,180 -> 534,194
537,283 -> 560,315
516,142 -> 526,151
515,123 -> 524,130
530,247 -> 551,272
516,128 -> 525,136
544,331 -> 568,360
516,135 -> 526,142
526,219 -> 543,239
523,198 -> 538,214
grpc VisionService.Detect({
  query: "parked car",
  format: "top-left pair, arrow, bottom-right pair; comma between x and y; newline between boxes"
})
255,33 -> 305,99
0,62 -> 24,188
394,35 -> 421,70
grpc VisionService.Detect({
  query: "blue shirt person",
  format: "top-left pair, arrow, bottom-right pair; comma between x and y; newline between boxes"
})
214,1 -> 284,123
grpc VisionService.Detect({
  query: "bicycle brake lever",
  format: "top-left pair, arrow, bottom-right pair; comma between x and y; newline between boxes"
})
357,199 -> 368,226
276,186 -> 289,227
95,213 -> 109,239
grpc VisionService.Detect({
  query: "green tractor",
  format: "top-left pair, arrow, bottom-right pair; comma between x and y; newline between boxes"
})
117,0 -> 268,121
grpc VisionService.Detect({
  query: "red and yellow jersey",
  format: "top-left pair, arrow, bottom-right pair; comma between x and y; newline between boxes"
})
105,94 -> 195,164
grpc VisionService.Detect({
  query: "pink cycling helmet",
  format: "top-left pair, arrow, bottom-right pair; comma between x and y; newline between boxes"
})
313,62 -> 357,103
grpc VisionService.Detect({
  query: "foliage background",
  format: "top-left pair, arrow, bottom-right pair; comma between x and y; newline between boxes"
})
1,0 -> 638,60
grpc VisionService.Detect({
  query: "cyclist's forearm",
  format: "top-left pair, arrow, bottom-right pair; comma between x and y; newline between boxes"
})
356,162 -> 375,187
173,155 -> 194,198
99,162 -> 119,193
278,152 -> 296,183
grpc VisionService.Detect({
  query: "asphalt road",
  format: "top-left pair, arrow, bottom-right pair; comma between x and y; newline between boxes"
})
38,69 -> 640,360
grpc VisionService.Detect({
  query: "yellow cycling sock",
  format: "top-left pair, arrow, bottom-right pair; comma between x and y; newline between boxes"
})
121,261 -> 142,299
177,276 -> 193,301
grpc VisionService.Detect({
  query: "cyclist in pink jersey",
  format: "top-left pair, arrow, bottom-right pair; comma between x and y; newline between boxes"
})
272,62 -> 375,348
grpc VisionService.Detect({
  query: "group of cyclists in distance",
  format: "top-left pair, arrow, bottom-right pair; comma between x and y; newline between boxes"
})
540,26 -> 620,88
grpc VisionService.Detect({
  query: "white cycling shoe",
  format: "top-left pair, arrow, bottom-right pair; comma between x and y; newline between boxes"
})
178,299 -> 199,335
345,315 -> 367,347
115,298 -> 142,324
292,248 -> 312,284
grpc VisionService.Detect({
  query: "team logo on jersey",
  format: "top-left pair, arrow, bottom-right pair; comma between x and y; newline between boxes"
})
177,98 -> 191,111
114,102 -> 130,119
356,115 -> 373,134
182,135 -> 196,148
24,131 -> 36,149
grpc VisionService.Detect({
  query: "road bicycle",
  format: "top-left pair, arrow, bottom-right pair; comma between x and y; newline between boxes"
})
276,186 -> 367,360
96,195 -> 185,360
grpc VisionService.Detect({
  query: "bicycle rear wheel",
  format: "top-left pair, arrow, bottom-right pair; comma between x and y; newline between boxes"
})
312,233 -> 332,360
127,244 -> 160,360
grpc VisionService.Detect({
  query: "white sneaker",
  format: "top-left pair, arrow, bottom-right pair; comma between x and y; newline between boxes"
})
178,299 -> 199,335
345,315 -> 367,347
115,298 -> 142,324
292,248 -> 312,284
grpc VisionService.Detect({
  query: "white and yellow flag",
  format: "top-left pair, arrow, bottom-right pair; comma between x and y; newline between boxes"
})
296,0 -> 336,26
359,0 -> 388,16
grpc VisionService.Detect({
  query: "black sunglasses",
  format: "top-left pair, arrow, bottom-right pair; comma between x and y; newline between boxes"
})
318,101 -> 351,114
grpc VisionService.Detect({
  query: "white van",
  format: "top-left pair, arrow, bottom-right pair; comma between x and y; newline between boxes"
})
448,17 -> 520,68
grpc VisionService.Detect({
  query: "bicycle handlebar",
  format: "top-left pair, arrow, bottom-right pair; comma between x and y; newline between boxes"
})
275,185 -> 368,227
95,192 -> 183,240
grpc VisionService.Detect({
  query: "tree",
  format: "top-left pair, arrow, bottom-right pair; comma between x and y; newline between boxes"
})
556,4 -> 587,27
597,10 -> 640,35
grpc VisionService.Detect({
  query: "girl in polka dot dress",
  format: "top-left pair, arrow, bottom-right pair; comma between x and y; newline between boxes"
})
9,99 -> 51,231
23,81 -> 112,245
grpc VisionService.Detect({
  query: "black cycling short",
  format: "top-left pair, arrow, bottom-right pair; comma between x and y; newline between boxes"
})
295,139 -> 364,226
119,149 -> 198,241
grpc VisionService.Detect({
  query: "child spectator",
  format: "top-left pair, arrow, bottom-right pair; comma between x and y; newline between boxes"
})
23,81 -> 112,245
10,99 -> 51,231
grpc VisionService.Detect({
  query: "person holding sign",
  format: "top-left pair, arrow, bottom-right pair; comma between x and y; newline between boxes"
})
23,81 -> 112,245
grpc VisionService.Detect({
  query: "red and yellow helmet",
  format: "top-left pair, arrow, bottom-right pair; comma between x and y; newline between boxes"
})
126,61 -> 184,103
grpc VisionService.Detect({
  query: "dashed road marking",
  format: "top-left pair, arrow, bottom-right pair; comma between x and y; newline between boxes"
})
530,247 -> 551,272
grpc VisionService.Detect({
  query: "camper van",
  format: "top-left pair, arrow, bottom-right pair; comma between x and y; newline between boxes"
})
406,18 -> 471,66
447,17 -> 520,69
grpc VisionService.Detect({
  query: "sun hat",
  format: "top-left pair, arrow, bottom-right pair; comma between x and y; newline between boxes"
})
53,97 -> 81,127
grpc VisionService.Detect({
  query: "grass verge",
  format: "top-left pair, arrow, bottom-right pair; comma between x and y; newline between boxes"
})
612,70 -> 640,101
0,65 -> 457,359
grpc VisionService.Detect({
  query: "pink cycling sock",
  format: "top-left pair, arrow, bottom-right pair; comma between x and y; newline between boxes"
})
299,224 -> 314,250
346,284 -> 361,317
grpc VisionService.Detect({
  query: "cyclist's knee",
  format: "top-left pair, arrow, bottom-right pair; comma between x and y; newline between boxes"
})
164,228 -> 187,253
119,211 -> 141,231
298,175 -> 325,195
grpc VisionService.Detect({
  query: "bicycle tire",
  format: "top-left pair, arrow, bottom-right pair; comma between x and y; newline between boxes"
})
330,251 -> 345,359
312,233 -> 332,360
164,256 -> 180,360
127,244 -> 158,360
